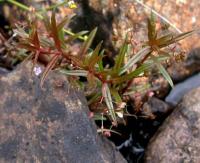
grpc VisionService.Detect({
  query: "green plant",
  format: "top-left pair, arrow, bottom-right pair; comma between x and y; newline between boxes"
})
14,9 -> 196,127
6,0 -> 196,128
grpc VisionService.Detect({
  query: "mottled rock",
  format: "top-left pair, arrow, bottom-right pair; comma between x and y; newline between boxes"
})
0,62 -> 126,163
145,87 -> 200,163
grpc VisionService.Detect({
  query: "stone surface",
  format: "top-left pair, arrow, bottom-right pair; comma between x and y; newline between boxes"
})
145,87 -> 200,163
0,62 -> 126,163
142,97 -> 171,119
168,48 -> 200,83
165,73 -> 200,106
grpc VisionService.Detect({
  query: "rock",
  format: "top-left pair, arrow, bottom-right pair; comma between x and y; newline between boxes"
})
142,97 -> 171,119
168,48 -> 200,83
145,87 -> 200,163
0,62 -> 126,163
0,67 -> 9,76
165,73 -> 200,106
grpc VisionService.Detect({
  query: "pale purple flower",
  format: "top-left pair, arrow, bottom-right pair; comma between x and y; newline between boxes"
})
33,66 -> 42,76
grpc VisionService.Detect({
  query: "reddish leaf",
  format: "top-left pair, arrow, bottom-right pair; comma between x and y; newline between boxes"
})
78,28 -> 97,57
18,43 -> 36,51
40,54 -> 59,87
30,24 -> 40,49
50,12 -> 61,50
33,30 -> 40,48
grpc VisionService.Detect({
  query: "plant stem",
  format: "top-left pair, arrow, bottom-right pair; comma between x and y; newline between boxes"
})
6,0 -> 86,41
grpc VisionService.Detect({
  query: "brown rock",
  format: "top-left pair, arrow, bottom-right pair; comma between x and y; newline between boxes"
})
0,62 -> 126,163
145,87 -> 200,163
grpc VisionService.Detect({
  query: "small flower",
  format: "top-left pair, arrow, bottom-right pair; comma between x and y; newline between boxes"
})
68,0 -> 77,9
103,131 -> 111,137
33,66 -> 42,76
88,112 -> 94,118
148,91 -> 154,97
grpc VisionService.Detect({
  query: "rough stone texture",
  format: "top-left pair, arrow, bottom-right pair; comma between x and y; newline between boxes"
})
145,87 -> 200,163
0,62 -> 126,163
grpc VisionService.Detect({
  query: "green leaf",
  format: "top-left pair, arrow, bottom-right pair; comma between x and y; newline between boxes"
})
102,83 -> 117,124
110,88 -> 122,103
78,27 -> 97,57
113,63 -> 152,84
145,51 -> 170,64
120,46 -> 152,74
65,31 -> 88,43
158,30 -> 196,48
172,30 -> 196,42
93,114 -> 107,121
124,83 -> 150,95
97,50 -> 104,72
153,57 -> 174,87
113,40 -> 128,74
88,41 -> 103,68
148,12 -> 157,41
59,69 -> 88,77
156,33 -> 173,47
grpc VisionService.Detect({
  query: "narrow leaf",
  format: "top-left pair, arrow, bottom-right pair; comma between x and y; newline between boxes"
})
148,12 -> 156,41
120,46 -> 152,74
40,54 -> 59,87
65,31 -> 88,43
18,43 -> 36,51
102,83 -> 117,124
153,57 -> 173,87
57,16 -> 70,31
98,50 -> 104,72
158,30 -> 196,48
113,63 -> 152,84
78,27 -> 97,57
88,41 -> 103,68
59,69 -> 88,77
113,41 -> 128,74
110,88 -> 122,103
50,12 -> 61,50
32,29 -> 40,48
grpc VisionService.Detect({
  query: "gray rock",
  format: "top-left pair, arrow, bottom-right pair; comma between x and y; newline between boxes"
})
165,73 -> 200,106
142,97 -> 171,118
145,87 -> 200,163
168,48 -> 200,82
0,67 -> 9,76
0,62 -> 126,163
